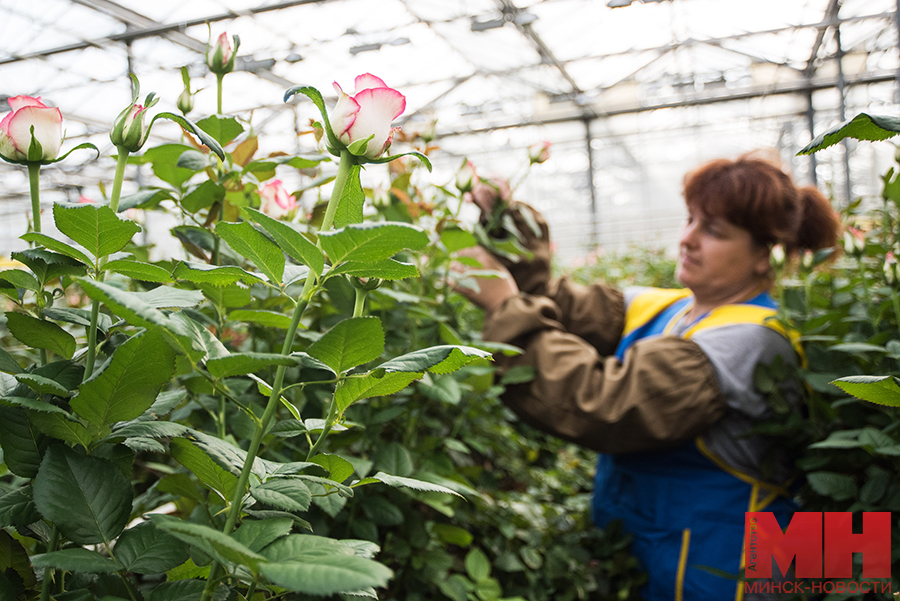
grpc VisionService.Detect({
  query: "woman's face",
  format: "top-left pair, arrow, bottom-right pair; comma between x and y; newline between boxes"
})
676,208 -> 772,304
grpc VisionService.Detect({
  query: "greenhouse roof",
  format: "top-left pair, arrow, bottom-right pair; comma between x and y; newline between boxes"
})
1,0 -> 899,257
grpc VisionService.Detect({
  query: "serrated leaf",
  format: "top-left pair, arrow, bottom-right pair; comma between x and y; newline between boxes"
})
176,149 -> 209,171
242,207 -> 324,276
114,522 -> 190,574
181,179 -> 226,213
250,479 -> 312,512
12,247 -> 87,283
216,221 -> 285,285
102,259 -> 173,283
148,580 -> 230,601
319,222 -> 428,265
465,548 -> 491,583
373,443 -> 413,478
1,396 -> 69,414
20,233 -> 93,267
0,347 -> 22,374
371,472 -> 462,498
189,430 -> 266,481
109,421 -> 190,440
196,115 -> 245,146
149,514 -> 266,573
118,188 -> 174,211
0,407 -> 44,478
135,286 -> 205,309
0,487 -> 40,528
806,471 -> 857,501
170,438 -> 237,502
830,375 -> 900,407
5,312 -> 76,359
232,517 -> 293,553
52,203 -> 141,259
78,279 -> 173,331
229,309 -> 293,329
309,454 -> 355,484
379,345 -> 493,375
13,373 -> 70,397
26,412 -> 92,449
307,317 -> 384,374
43,307 -> 113,333
206,352 -> 296,379
0,269 -> 40,292
329,259 -> 419,280
798,112 -> 900,155
335,371 -> 420,413
260,539 -> 392,595
71,328 -> 176,426
441,228 -> 478,253
33,445 -> 133,544
173,261 -> 263,286
31,548 -> 118,573
166,312 -> 230,363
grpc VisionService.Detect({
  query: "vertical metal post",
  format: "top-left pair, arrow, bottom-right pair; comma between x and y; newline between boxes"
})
895,0 -> 900,103
584,118 -> 599,249
835,25 -> 853,204
806,89 -> 819,187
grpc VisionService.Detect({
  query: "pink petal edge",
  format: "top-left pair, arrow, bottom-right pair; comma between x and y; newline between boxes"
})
354,73 -> 389,93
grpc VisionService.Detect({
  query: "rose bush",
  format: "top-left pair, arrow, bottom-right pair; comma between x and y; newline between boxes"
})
0,95 -> 62,163
331,73 -> 406,159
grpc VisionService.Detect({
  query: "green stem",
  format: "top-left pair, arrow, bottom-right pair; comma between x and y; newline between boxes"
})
353,288 -> 367,318
201,151 -> 354,601
891,289 -> 900,331
213,201 -> 224,266
110,148 -> 130,213
217,74 -> 225,115
306,394 -> 338,461
39,525 -> 59,601
321,149 -> 354,232
84,149 -> 130,381
27,163 -> 41,234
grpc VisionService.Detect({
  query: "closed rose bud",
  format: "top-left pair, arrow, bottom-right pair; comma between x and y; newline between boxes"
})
843,227 -> 866,256
528,140 -> 551,165
801,249 -> 815,270
110,102 -> 152,152
456,159 -> 477,194
0,96 -> 63,163
259,180 -> 297,219
330,74 -> 406,160
206,32 -> 239,76
770,244 -> 785,269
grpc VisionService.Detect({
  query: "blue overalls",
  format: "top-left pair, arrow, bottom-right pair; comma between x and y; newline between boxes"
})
591,288 -> 797,601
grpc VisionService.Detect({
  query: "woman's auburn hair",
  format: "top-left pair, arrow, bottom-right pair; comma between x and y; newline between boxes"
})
682,153 -> 841,253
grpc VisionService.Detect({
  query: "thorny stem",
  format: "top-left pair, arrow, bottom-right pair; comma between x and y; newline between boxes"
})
39,525 -> 59,601
202,150 -> 355,601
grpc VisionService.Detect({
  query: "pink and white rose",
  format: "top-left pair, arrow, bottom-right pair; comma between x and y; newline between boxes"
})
110,102 -> 152,152
330,74 -> 406,160
259,180 -> 297,219
0,96 -> 63,162
207,32 -> 238,75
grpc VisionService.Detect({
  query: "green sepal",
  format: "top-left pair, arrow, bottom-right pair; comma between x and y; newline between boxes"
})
367,150 -> 432,172
283,86 -> 344,156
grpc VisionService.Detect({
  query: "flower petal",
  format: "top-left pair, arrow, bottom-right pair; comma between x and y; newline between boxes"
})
347,87 -> 406,159
354,73 -> 389,93
330,90 -> 360,142
8,96 -> 47,112
7,106 -> 63,160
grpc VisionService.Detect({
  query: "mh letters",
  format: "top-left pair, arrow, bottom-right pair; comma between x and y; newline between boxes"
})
745,512 -> 890,579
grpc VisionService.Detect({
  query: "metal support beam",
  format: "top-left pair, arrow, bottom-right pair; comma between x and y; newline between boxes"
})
583,118 -> 599,249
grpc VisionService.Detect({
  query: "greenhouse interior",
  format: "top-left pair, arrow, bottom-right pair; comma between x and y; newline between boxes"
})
3,0 -> 900,600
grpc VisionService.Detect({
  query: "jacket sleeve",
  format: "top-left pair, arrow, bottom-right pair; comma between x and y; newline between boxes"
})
483,293 -> 728,454
487,202 -> 625,355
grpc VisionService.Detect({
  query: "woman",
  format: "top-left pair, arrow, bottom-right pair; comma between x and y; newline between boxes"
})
456,154 -> 840,601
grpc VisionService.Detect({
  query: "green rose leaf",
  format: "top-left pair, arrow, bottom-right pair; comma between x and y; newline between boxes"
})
77,279 -> 172,330
206,352 -> 296,379
806,471 -> 858,501
148,514 -> 266,573
335,163 -> 364,227
0,269 -> 40,292
71,328 -> 176,427
232,517 -> 294,553
176,149 -> 209,171
170,437 -> 238,502
0,407 -> 45,478
0,487 -> 40,528
13,373 -> 70,397
229,309 -> 293,329
378,345 -> 493,375
329,259 -> 419,280
102,259 -> 173,283
307,317 -> 385,374
114,522 -> 190,574
309,453 -> 355,484
798,113 -> 900,155
250,479 -> 312,512
335,371 -> 420,414
215,220 -> 285,285
33,445 -> 133,545
181,180 -> 226,213
26,412 -> 92,449
134,286 -> 205,309
319,222 -> 428,265
20,233 -> 92,267
52,203 -> 141,260
830,375 -> 900,407
173,261 -> 264,287
5,312 -> 76,359
242,207 -> 325,276
31,548 -> 118,573
196,115 -> 245,146
369,471 -> 463,498
0,347 -> 23,374
12,247 -> 87,283
130,144 -> 200,189
43,307 -> 113,334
